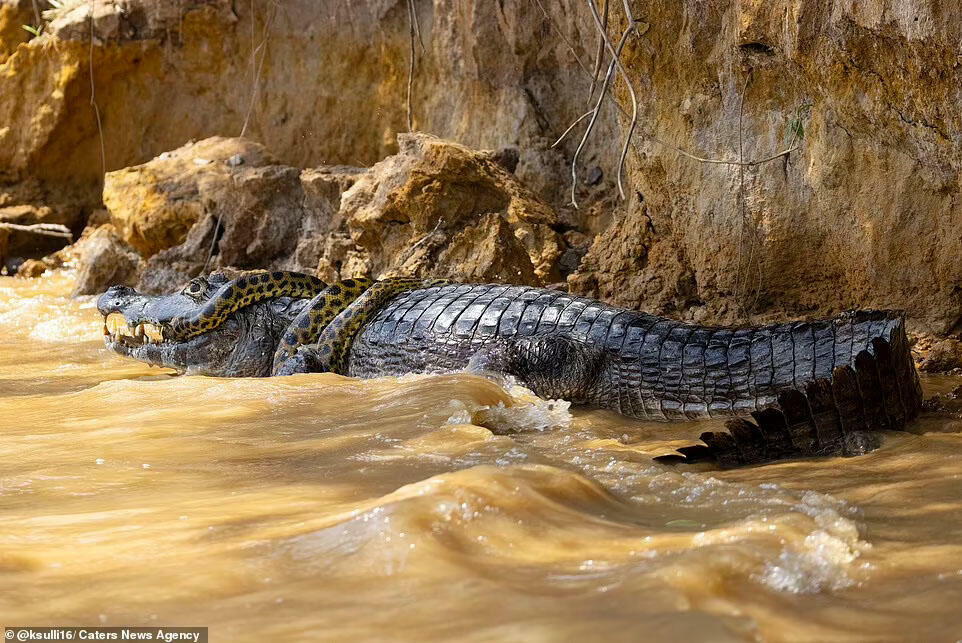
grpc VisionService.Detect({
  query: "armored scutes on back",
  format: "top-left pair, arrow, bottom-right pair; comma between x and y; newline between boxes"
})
97,271 -> 923,467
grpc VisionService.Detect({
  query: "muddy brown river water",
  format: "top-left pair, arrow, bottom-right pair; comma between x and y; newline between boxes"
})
1,273 -> 961,642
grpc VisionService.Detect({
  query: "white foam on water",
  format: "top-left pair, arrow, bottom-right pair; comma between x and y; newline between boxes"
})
442,381 -> 572,434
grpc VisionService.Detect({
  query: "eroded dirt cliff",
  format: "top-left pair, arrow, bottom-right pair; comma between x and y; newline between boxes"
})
1,0 -> 959,342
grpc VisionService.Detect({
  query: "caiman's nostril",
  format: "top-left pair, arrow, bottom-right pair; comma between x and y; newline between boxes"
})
97,285 -> 137,315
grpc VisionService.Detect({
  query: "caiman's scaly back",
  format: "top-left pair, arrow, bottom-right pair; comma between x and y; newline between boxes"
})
97,273 -> 923,467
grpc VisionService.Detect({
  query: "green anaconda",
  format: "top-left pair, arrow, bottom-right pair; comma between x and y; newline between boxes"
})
97,271 -> 923,466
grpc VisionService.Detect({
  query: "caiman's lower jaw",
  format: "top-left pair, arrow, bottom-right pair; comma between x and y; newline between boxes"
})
102,312 -> 171,348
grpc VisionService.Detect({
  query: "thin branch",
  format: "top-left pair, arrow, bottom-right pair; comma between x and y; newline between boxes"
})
587,0 -> 636,200
240,0 -> 279,138
410,0 -> 425,52
202,215 -> 221,273
406,218 -> 443,257
406,0 -> 417,131
0,222 -> 73,239
532,0 -> 591,76
89,0 -> 106,179
586,0 -> 608,107
551,110 -> 593,148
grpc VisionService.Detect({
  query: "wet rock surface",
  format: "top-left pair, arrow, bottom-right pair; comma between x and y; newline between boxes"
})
916,336 -> 962,374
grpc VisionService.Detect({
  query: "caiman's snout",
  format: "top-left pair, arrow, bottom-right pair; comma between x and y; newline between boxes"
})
96,285 -> 168,347
97,284 -> 137,316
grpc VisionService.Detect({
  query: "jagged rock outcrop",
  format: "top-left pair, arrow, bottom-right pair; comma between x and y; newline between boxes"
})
1,0 -> 959,340
328,134 -> 563,284
68,224 -> 143,296
917,337 -> 962,374
87,133 -> 566,293
0,0 -> 615,265
104,137 -> 279,256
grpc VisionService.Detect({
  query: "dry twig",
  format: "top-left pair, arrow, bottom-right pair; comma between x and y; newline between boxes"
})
586,0 -> 637,201
532,0 -> 591,76
89,0 -> 106,178
0,222 -> 73,239
240,0 -> 279,138
406,0 -> 418,131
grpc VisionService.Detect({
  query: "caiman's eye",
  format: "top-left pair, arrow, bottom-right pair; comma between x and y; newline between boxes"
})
183,278 -> 207,298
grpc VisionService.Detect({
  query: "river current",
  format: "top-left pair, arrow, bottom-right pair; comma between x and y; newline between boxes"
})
1,273 -> 961,641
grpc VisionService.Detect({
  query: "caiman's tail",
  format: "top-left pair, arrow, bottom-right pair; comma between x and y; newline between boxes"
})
656,311 -> 923,467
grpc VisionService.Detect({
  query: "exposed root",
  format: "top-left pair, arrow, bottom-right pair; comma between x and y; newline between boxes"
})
620,0 -> 638,35
551,110 -> 593,148
586,0 -> 636,202
569,25 -> 629,208
585,0 -> 608,106
89,0 -> 105,178
406,0 -> 418,131
544,3 -> 805,208
240,0 -> 279,138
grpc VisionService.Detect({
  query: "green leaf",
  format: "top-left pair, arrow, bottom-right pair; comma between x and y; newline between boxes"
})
21,24 -> 43,37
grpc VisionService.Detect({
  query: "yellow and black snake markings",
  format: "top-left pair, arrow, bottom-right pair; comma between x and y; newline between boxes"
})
167,270 -> 449,375
271,277 -> 375,370
168,271 -> 328,340
312,277 -> 452,374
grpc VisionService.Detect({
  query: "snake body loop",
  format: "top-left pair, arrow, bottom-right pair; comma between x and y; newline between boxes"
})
271,277 -> 375,371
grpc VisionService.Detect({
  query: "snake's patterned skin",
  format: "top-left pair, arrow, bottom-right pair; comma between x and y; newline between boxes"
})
312,277 -> 453,374
271,277 -> 374,371
182,274 -> 451,377
169,271 -> 328,340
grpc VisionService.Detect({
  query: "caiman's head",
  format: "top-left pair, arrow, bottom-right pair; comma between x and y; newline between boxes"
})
97,273 -> 307,377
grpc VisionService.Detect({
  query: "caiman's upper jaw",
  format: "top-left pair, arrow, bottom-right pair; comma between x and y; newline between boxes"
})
102,312 -> 171,348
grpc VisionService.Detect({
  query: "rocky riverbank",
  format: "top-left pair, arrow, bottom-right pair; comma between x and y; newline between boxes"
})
1,0 -> 959,367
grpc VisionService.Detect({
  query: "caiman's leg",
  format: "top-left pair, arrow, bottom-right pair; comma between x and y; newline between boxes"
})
310,277 -> 452,375
466,335 -> 607,404
270,278 -> 373,374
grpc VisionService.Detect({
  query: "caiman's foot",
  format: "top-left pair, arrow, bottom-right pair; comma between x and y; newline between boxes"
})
272,347 -> 324,376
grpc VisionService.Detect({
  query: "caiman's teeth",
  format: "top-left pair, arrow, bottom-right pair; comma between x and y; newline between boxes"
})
141,323 -> 165,344
105,312 -> 129,339
103,313 -> 166,345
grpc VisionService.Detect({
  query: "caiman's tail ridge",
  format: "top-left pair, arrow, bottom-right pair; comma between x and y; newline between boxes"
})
658,311 -> 923,467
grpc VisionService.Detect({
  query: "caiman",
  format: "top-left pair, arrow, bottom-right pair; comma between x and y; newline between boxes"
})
97,271 -> 923,466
